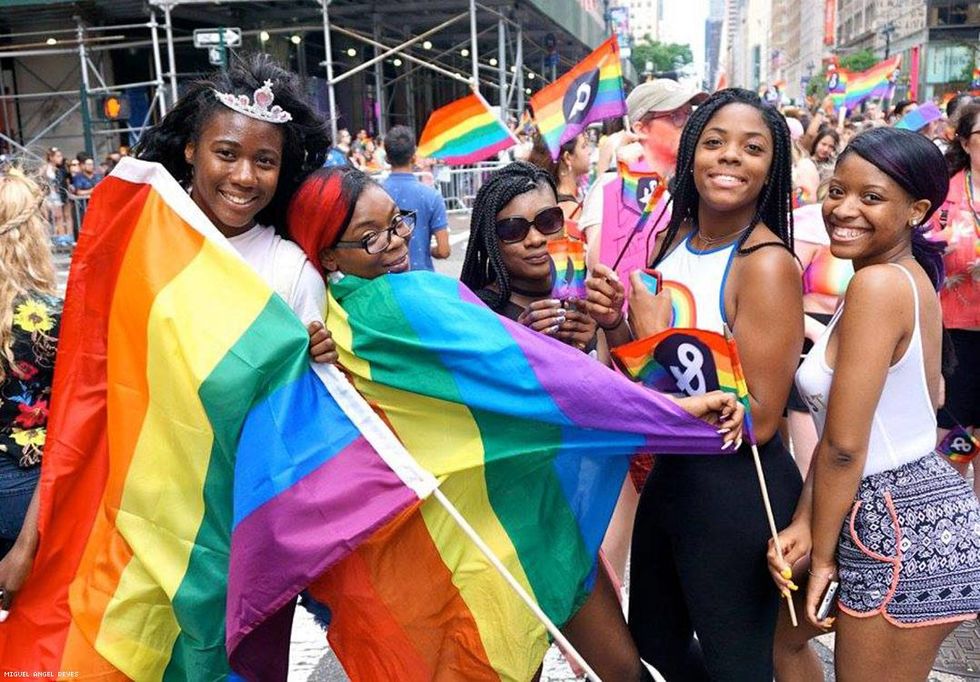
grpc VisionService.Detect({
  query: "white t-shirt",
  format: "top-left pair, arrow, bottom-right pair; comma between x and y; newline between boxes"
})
227,224 -> 326,326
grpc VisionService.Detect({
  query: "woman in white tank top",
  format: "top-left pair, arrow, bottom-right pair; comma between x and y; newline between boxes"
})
769,128 -> 980,680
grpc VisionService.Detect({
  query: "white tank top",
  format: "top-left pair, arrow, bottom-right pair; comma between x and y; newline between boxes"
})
656,231 -> 738,333
795,264 -> 937,478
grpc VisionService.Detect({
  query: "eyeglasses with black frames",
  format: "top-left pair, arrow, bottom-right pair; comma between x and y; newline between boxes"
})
333,210 -> 417,254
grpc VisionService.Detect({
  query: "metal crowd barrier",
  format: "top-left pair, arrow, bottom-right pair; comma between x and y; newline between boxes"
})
69,195 -> 88,241
433,163 -> 504,214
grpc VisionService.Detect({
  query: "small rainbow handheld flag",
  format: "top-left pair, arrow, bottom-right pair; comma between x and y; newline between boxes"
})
417,91 -> 517,164
938,425 -> 980,464
611,325 -> 756,444
618,157 -> 665,217
844,55 -> 901,110
827,68 -> 849,111
548,237 -> 587,300
530,35 -> 627,159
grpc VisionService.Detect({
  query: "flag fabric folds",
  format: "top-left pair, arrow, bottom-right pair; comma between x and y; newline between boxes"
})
530,35 -> 627,159
417,92 -> 517,165
0,158 -> 436,680
312,271 -> 725,680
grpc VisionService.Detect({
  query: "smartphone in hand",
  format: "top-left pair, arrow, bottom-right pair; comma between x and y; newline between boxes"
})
637,269 -> 662,295
816,580 -> 840,620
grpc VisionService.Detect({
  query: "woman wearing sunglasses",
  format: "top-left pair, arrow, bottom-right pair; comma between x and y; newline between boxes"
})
287,166 -> 414,281
460,162 -> 597,352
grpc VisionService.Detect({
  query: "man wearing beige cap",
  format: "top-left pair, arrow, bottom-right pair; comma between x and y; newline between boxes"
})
581,79 -> 707,276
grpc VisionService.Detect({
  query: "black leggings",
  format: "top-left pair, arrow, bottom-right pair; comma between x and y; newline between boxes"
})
628,435 -> 803,681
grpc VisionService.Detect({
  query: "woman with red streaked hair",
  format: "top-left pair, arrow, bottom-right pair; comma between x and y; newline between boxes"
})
288,166 -> 414,281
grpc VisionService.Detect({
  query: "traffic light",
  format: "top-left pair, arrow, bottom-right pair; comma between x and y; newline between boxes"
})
101,94 -> 130,121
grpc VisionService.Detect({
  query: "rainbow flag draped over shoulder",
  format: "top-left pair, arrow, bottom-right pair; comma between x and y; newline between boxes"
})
611,327 -> 756,444
311,272 -> 725,680
0,158 -> 437,679
845,56 -> 901,110
417,92 -> 517,164
530,35 -> 626,159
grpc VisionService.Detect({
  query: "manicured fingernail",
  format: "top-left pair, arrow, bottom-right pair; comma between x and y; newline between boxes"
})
0,610 -> 8,623
782,589 -> 791,599
721,440 -> 733,450
547,325 -> 559,334
735,438 -> 743,450
717,428 -> 731,434
788,581 -> 799,591
781,567 -> 793,580
548,299 -> 561,306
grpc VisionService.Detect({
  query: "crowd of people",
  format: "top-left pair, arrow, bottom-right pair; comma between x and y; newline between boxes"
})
1,51 -> 979,681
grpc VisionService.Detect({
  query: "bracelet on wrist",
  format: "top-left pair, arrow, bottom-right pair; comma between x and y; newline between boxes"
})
598,314 -> 624,331
807,569 -> 837,581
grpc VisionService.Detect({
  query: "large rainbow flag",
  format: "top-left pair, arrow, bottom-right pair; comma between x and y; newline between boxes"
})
844,55 -> 901,110
417,91 -> 517,164
310,271 -> 726,680
530,35 -> 626,159
0,158 -> 438,679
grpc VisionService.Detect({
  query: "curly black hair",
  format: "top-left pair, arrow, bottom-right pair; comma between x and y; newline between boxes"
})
649,87 -> 794,267
133,53 -> 330,234
460,161 -> 556,311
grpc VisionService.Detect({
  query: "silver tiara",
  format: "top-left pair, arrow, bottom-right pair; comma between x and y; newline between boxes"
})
213,80 -> 293,124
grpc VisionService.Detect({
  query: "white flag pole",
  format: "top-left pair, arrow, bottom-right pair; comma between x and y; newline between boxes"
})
431,487 -> 604,682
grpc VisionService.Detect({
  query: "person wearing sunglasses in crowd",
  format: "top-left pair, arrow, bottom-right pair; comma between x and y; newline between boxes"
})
460,162 -> 597,354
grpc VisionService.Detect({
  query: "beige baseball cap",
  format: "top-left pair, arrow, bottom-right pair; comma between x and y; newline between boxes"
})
626,79 -> 708,124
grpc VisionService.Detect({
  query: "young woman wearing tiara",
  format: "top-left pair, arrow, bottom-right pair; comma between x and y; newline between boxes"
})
0,54 -> 337,621
771,128 -> 980,679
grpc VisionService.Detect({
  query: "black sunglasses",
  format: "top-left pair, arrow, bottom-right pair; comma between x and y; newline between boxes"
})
495,206 -> 565,243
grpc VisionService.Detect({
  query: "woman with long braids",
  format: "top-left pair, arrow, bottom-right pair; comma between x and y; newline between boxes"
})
771,127 -> 980,679
460,161 -> 597,353
588,88 -> 805,680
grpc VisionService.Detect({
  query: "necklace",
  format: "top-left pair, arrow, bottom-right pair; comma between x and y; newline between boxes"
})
692,219 -> 752,253
965,169 -> 980,239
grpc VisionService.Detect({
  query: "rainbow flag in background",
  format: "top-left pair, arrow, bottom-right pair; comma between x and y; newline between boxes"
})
530,35 -> 627,159
417,92 -> 517,164
313,271 -> 725,680
611,326 -> 756,444
938,425 -> 980,464
844,55 -> 901,110
0,159 -> 437,679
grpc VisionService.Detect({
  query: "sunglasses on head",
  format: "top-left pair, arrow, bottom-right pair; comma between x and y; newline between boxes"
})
495,206 -> 565,243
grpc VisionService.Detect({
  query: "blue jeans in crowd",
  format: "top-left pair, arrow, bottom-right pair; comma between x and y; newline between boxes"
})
0,456 -> 40,558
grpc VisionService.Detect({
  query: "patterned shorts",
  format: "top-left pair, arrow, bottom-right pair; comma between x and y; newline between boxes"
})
837,453 -> 980,626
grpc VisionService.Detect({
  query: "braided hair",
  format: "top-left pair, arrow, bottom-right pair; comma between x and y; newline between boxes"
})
650,88 -> 795,268
460,161 -> 556,310
133,53 -> 331,235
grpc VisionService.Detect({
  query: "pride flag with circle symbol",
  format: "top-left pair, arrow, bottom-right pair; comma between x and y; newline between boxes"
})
612,326 -> 756,444
0,158 -> 437,680
530,35 -> 627,159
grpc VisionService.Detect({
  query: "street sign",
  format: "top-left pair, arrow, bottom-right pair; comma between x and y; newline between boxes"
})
208,47 -> 225,66
193,27 -> 241,49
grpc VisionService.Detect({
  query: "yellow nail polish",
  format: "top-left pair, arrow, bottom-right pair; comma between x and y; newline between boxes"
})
781,589 -> 791,599
788,581 -> 799,591
781,567 -> 792,580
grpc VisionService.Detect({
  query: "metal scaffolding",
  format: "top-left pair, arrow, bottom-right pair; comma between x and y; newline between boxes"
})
0,16 -> 169,163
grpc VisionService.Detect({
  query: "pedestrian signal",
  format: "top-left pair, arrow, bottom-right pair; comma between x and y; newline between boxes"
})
101,95 -> 129,121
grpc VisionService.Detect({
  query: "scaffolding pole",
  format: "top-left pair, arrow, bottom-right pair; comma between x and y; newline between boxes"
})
162,3 -> 178,106
373,18 -> 386,137
77,21 -> 94,156
516,24 -> 524,114
319,0 -> 339,144
498,19 -> 506,110
469,0 -> 479,90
